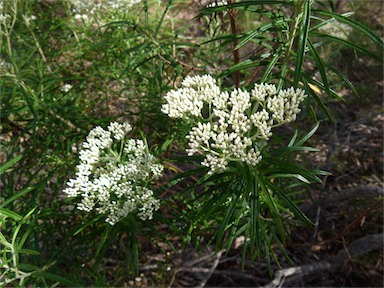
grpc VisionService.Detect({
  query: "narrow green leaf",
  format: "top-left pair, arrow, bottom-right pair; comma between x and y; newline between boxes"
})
307,39 -> 331,97
0,208 -> 23,221
73,214 -> 105,236
216,194 -> 239,249
33,271 -> 81,287
197,0 -> 292,18
219,59 -> 256,78
126,229 -> 139,275
194,177 -> 242,221
0,232 -> 12,248
314,10 -> 384,48
302,75 -> 333,121
0,154 -> 23,174
325,63 -> 358,96
236,19 -> 286,50
268,173 -> 311,184
295,123 -> 319,146
258,177 -> 286,243
154,0 -> 173,37
95,225 -> 112,258
294,0 -> 311,87
249,174 -> 260,260
12,208 -> 36,250
307,77 -> 344,101
17,248 -> 40,255
266,181 -> 313,226
261,225 -> 273,276
0,186 -> 36,207
313,33 -> 383,62
261,49 -> 283,83
288,129 -> 299,147
132,232 -> 139,275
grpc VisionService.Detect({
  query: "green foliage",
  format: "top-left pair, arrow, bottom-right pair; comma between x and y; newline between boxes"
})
197,0 -> 383,117
174,124 -> 326,267
0,0 -> 382,285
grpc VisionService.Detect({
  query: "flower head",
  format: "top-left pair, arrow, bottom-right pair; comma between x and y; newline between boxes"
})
68,0 -> 142,26
60,83 -> 73,93
162,75 -> 307,174
64,122 -> 163,225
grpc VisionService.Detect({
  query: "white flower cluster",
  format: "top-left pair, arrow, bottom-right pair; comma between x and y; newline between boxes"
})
162,75 -> 307,173
68,0 -> 142,24
206,0 -> 228,8
60,83 -> 73,93
319,20 -> 352,40
0,59 -> 11,74
0,0 -> 11,24
64,122 -> 163,225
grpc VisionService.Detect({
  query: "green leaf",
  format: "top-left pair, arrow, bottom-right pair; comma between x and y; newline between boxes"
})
17,248 -> 40,255
0,154 -> 23,174
235,19 -> 286,50
193,173 -> 241,222
0,186 -> 36,207
126,229 -> 139,275
0,232 -> 12,248
73,214 -> 105,236
215,194 -> 240,249
307,39 -> 331,97
263,157 -> 323,183
301,75 -> 333,121
258,176 -> 286,243
265,181 -> 313,226
268,173 -> 311,184
312,33 -> 383,63
0,207 -> 23,221
307,77 -> 344,101
33,271 -> 81,287
154,0 -> 173,37
95,225 -> 112,258
295,123 -> 319,147
314,10 -> 384,48
325,63 -> 358,96
261,49 -> 283,83
197,0 -> 292,18
249,174 -> 261,260
293,0 -> 311,87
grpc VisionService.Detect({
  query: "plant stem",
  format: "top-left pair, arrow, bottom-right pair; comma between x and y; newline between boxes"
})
227,0 -> 240,88
278,0 -> 305,89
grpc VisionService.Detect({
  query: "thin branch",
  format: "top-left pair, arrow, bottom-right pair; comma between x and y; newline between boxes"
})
227,0 -> 240,88
261,261 -> 332,288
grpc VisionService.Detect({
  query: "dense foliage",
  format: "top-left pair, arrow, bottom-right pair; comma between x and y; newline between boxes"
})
0,0 -> 382,286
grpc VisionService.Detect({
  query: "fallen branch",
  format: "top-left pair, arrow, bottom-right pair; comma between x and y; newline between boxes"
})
261,261 -> 332,288
196,249 -> 225,288
262,233 -> 384,288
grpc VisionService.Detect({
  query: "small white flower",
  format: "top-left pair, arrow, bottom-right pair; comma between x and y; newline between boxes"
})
0,13 -> 10,23
68,0 -> 142,26
0,59 -> 11,73
108,121 -> 132,140
60,83 -> 73,93
206,0 -> 228,8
